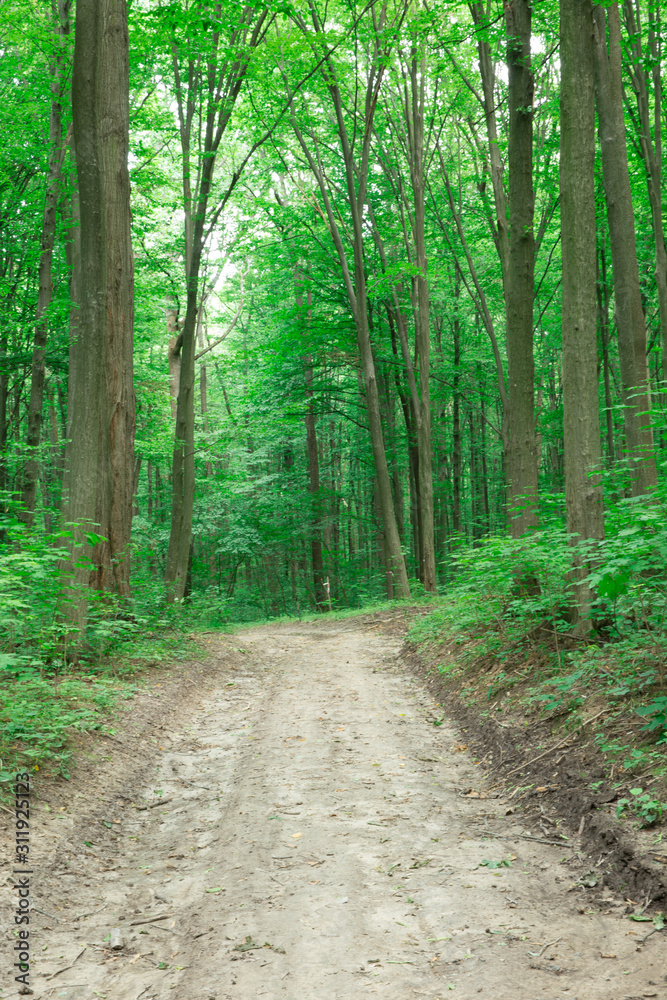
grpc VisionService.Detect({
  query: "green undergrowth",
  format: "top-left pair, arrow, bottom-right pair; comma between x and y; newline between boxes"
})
0,507 -> 209,790
0,628 -> 201,794
409,488 -> 667,823
0,495 -> 433,793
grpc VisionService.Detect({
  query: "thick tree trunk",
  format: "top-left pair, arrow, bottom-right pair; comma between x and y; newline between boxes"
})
560,0 -> 605,625
385,373 -> 405,543
167,301 -> 180,420
165,257 -> 199,600
21,0 -> 70,522
505,0 -> 539,535
63,0 -> 135,614
593,3 -> 657,494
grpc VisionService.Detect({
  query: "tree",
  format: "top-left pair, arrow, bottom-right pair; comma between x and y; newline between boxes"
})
20,0 -> 71,522
560,0 -> 605,624
282,0 -> 411,599
163,2 -> 272,602
504,0 -> 539,535
62,0 -> 135,609
622,0 -> 667,390
593,1 -> 656,495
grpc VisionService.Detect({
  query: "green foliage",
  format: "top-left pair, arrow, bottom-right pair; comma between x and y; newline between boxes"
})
616,788 -> 666,828
528,668 -> 585,716
0,672 -> 128,782
0,507 -> 70,670
636,697 -> 667,743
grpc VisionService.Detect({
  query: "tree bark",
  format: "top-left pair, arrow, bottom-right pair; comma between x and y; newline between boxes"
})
505,0 -> 539,535
63,0 -> 135,613
469,2 -> 510,291
560,0 -> 605,625
593,2 -> 657,494
406,43 -> 436,592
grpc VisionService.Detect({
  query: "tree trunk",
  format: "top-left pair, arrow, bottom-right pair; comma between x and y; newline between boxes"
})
63,0 -> 135,614
593,2 -> 657,494
469,2 -> 510,290
505,0 -> 539,535
164,7 -> 269,601
622,0 -> 667,389
298,273 -> 326,612
560,0 -> 605,625
199,361 -> 213,477
0,328 -> 8,495
407,45 -> 437,592
452,274 -> 462,536
597,235 -> 616,462
21,0 -> 70,522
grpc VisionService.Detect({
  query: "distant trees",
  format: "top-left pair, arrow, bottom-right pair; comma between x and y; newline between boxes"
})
1,0 -> 666,626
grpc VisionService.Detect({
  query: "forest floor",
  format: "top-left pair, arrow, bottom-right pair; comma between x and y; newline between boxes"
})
1,613 -> 666,1000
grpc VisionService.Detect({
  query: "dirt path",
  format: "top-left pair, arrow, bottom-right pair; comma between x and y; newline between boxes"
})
2,621 -> 666,1000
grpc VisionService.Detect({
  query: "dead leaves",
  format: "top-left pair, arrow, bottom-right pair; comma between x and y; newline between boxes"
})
232,935 -> 285,955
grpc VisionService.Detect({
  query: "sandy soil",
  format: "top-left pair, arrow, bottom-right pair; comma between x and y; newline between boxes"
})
2,620 -> 666,1000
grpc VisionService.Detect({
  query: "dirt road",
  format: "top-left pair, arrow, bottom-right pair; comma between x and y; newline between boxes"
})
2,621 -> 665,1000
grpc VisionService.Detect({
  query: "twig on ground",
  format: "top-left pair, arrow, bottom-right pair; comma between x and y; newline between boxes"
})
505,708 -> 608,777
517,834 -> 571,847
34,907 -> 66,922
129,914 -> 175,927
46,947 -> 87,979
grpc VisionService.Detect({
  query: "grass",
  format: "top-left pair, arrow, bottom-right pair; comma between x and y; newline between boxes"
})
0,627 -> 201,795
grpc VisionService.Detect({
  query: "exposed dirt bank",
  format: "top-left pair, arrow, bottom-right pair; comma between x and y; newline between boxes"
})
1,616 -> 665,1000
402,630 -> 667,913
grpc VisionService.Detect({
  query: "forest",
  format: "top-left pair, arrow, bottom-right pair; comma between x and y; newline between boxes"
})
2,0 -> 667,776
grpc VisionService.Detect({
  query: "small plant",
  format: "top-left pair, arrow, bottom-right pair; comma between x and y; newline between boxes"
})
528,667 -> 585,715
616,788 -> 666,828
636,697 -> 667,744
478,856 -> 514,869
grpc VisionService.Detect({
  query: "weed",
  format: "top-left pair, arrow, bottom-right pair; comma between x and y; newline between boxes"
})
636,696 -> 667,743
616,788 -> 667,828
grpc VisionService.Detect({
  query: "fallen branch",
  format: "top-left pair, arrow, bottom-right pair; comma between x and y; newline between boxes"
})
129,913 -> 175,927
46,947 -> 86,979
